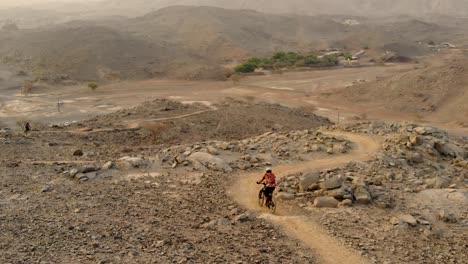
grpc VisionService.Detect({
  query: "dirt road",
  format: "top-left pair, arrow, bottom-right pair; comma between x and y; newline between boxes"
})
230,132 -> 381,264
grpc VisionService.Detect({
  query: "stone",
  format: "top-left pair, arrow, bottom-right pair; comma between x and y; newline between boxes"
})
434,142 -> 466,158
233,212 -> 253,222
340,199 -> 353,207
81,165 -> 97,173
408,153 -> 423,163
299,172 -> 320,192
73,149 -> 84,156
188,152 -> 232,172
390,216 -> 401,225
311,144 -> 321,152
438,210 -> 457,223
320,177 -> 342,190
409,135 -> 422,146
333,144 -> 347,153
328,188 -> 346,200
415,127 -> 434,135
326,147 -> 334,154
207,146 -> 219,155
41,185 -> 53,193
354,186 -> 371,205
85,171 -> 98,180
398,214 -> 417,226
69,168 -> 79,177
119,157 -> 146,168
313,197 -> 339,208
275,192 -> 295,200
175,154 -> 186,164
101,161 -> 114,170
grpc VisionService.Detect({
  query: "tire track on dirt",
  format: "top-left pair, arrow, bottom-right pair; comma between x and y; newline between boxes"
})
230,132 -> 381,264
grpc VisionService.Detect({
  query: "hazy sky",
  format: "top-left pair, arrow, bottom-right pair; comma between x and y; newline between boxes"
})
0,0 -> 98,8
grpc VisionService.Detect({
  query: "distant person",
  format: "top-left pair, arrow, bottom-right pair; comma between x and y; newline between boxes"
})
257,168 -> 277,206
24,122 -> 31,133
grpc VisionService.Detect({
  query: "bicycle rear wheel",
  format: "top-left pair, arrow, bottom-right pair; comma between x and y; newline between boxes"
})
268,199 -> 277,214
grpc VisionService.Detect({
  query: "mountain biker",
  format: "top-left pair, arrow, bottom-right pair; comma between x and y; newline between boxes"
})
257,168 -> 277,206
24,122 -> 31,133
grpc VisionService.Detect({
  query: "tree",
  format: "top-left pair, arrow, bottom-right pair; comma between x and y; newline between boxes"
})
272,51 -> 287,61
88,82 -> 98,91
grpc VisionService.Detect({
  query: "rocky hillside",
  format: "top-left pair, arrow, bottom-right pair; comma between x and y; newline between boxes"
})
328,58 -> 468,124
0,6 -> 466,81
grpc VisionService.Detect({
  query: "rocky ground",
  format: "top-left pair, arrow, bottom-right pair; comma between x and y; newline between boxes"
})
1,99 -> 467,264
274,122 -> 468,263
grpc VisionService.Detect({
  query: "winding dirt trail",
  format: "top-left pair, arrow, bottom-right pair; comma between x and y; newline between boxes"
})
230,132 -> 381,264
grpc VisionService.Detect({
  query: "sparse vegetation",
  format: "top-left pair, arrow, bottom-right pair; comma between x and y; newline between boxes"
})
235,51 -> 342,73
21,81 -> 33,96
88,82 -> 99,91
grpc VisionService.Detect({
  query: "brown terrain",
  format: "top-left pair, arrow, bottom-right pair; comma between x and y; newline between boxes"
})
1,2 -> 468,264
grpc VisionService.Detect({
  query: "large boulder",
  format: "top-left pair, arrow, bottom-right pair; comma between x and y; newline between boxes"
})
275,192 -> 295,200
320,176 -> 342,190
188,152 -> 232,172
118,156 -> 146,168
433,142 -> 466,159
299,172 -> 320,192
313,197 -> 339,208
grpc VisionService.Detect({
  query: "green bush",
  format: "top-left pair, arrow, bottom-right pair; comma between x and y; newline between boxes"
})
235,62 -> 256,73
88,82 -> 99,91
304,55 -> 319,66
321,55 -> 339,66
344,54 -> 353,60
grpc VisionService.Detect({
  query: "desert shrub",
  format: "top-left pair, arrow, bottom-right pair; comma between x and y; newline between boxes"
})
321,54 -> 339,66
88,82 -> 99,91
304,55 -> 319,66
235,62 -> 256,73
22,81 -> 33,96
344,54 -> 353,60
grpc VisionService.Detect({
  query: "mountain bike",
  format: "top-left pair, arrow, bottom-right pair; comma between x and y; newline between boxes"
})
257,183 -> 276,213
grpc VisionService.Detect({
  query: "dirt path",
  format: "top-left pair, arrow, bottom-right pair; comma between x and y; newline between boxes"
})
230,132 -> 381,264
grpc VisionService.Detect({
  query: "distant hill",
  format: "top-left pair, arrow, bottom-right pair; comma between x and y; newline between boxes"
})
101,0 -> 468,17
0,6 -> 466,82
328,58 -> 468,124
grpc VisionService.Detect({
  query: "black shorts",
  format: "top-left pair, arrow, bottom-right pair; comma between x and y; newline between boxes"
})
264,187 -> 276,198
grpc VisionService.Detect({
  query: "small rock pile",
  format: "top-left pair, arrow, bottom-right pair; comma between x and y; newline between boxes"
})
159,130 -> 351,172
276,170 -> 376,208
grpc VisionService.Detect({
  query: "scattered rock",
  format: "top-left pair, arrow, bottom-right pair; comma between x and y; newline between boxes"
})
101,161 -> 114,170
188,152 -> 232,172
313,197 -> 339,208
299,172 -> 320,192
340,199 -> 353,207
73,149 -> 84,156
233,212 -> 253,222
438,210 -> 457,223
320,177 -> 342,190
398,214 -> 418,227
275,192 -> 295,200
81,165 -> 97,173
354,186 -> 371,204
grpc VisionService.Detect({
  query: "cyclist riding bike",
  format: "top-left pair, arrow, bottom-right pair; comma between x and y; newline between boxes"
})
256,168 -> 277,206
